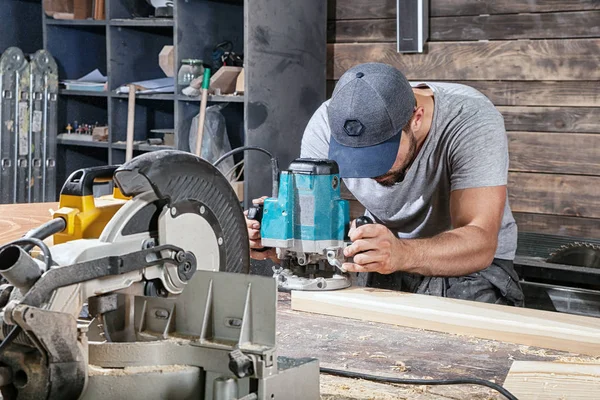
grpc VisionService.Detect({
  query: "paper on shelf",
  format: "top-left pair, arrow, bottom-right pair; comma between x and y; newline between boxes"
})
75,69 -> 108,83
116,77 -> 174,94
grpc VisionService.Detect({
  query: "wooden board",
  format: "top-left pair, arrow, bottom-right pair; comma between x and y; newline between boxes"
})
329,11 -> 600,42
508,132 -> 600,176
508,172 -> 600,219
291,287 -> 600,356
0,203 -> 58,245
503,361 -> 600,400
327,80 -> 600,107
328,40 -> 600,81
514,212 -> 600,238
327,0 -> 599,20
499,106 -> 600,134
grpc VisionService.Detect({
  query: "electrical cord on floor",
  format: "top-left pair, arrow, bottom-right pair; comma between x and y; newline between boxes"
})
320,367 -> 518,400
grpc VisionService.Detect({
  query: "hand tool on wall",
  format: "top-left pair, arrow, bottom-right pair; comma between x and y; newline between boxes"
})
194,68 -> 211,157
125,83 -> 136,161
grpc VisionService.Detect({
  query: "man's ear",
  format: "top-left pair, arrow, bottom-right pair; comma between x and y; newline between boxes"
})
412,106 -> 425,132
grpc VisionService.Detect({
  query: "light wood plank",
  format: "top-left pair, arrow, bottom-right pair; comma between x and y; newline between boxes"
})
503,361 -> 600,400
514,212 -> 600,238
499,106 -> 600,134
292,288 -> 600,356
508,132 -> 600,175
327,0 -> 600,20
508,173 -> 600,219
329,12 -> 600,42
0,203 -> 58,245
328,39 -> 600,81
327,80 -> 600,107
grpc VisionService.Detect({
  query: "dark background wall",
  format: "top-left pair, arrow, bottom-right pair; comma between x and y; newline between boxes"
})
0,0 -> 43,54
328,0 -> 600,239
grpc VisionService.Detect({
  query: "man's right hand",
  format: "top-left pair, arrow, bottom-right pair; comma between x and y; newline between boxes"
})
245,196 -> 280,262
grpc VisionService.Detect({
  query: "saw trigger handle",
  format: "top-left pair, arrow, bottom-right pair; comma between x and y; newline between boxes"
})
61,165 -> 118,197
355,215 -> 373,228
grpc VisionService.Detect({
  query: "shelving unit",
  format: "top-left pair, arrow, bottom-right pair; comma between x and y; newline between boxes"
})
0,1 -> 43,54
43,0 -> 326,203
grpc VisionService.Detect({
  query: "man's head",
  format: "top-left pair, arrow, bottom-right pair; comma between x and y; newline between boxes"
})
327,63 -> 423,185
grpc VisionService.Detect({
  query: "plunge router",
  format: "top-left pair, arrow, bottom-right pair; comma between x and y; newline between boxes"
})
249,159 -> 370,291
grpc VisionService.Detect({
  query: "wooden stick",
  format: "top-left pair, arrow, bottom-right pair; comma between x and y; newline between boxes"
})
125,84 -> 136,162
194,68 -> 211,157
291,287 -> 600,356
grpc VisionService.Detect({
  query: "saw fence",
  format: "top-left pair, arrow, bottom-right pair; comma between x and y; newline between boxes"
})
0,47 -> 58,204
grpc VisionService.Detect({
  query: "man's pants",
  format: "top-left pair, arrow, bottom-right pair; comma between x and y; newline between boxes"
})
365,258 -> 525,306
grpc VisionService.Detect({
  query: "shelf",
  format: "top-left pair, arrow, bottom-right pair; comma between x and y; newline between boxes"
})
46,19 -> 106,26
110,18 -> 174,27
112,93 -> 174,101
112,142 -> 174,152
178,94 -> 245,103
60,89 -> 108,97
57,138 -> 109,148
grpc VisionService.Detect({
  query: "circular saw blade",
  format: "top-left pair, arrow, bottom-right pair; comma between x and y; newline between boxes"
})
547,242 -> 600,269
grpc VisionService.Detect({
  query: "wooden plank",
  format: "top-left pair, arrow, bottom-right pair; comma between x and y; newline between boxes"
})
328,81 -> 600,107
327,0 -> 599,20
508,132 -> 600,176
500,106 -> 600,134
503,361 -> 600,400
328,39 -> 600,81
508,172 -> 600,219
328,12 -> 600,43
514,212 -> 600,238
291,287 -> 600,356
0,203 -> 58,245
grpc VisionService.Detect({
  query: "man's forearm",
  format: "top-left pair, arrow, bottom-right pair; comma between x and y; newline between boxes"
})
396,225 -> 498,277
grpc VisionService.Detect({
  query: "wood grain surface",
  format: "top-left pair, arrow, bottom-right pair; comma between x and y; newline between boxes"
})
508,173 -> 600,218
508,132 -> 600,176
0,203 -> 58,245
292,287 -> 600,357
327,0 -> 599,20
328,39 -> 600,81
499,106 -> 600,133
503,361 -> 600,400
514,212 -> 600,238
329,11 -> 600,42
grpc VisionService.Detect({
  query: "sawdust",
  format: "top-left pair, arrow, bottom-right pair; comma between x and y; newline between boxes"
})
554,356 -> 600,364
517,345 -> 561,358
368,352 -> 388,359
88,364 -> 192,376
390,360 -> 409,372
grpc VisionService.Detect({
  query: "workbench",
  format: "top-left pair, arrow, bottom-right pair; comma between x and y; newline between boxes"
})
1,203 -> 598,399
275,292 -> 599,399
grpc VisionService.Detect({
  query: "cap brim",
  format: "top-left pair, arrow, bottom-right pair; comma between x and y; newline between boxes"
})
328,131 -> 401,178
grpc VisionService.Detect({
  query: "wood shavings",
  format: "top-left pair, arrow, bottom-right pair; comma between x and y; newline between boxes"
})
390,360 -> 409,372
369,352 -> 388,359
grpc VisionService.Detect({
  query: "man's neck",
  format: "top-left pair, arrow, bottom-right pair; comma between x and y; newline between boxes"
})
413,88 -> 435,151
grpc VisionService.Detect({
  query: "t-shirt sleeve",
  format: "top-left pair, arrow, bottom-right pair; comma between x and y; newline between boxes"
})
448,111 -> 509,191
300,101 -> 330,159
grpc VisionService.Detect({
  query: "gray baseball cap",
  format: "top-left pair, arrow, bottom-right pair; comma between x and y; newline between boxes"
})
328,63 -> 415,178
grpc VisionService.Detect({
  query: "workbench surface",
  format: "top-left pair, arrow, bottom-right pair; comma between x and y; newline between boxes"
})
275,293 -> 598,399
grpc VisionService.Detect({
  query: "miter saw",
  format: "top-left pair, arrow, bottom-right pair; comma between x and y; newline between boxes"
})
0,150 -> 319,400
246,158 -> 371,292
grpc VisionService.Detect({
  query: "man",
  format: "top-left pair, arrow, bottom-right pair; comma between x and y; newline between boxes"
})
247,62 -> 524,306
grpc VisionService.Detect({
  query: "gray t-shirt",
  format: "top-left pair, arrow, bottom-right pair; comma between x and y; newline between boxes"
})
300,82 -> 517,260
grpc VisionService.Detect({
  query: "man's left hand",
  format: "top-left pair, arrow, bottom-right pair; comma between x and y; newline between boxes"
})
342,222 -> 402,274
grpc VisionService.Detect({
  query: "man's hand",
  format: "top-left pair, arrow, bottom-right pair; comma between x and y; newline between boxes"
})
245,197 -> 279,262
342,221 -> 402,274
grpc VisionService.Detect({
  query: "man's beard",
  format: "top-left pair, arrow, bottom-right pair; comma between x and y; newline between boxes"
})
373,130 -> 417,187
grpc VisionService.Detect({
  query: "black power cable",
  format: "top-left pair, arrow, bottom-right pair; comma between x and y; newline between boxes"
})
213,146 -> 280,197
320,367 -> 518,400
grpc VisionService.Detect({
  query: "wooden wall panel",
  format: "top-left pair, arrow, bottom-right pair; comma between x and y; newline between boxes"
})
329,12 -> 600,43
508,132 -> 600,176
328,40 -> 600,81
508,173 -> 600,219
499,106 -> 600,133
327,0 -> 599,20
327,80 -> 600,107
514,213 -> 600,238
